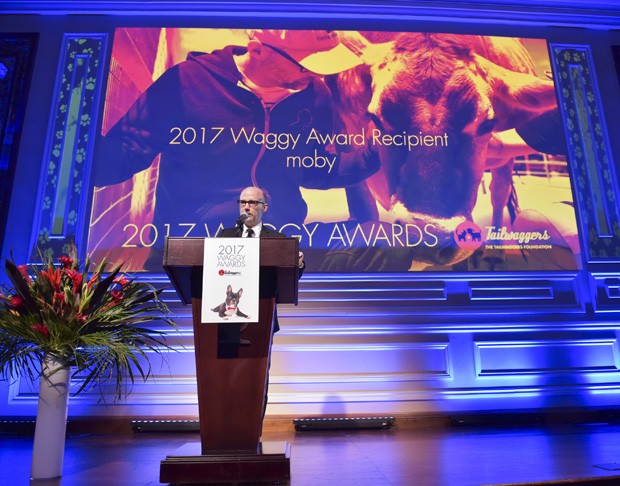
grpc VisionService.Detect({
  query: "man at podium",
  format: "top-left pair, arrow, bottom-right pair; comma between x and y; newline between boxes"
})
217,185 -> 304,420
218,185 -> 305,276
160,186 -> 301,481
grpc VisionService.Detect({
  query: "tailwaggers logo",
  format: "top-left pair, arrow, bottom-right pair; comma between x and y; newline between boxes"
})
453,222 -> 553,251
484,226 -> 552,250
454,221 -> 483,250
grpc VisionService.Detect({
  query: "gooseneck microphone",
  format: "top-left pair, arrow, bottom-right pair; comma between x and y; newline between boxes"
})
235,213 -> 248,236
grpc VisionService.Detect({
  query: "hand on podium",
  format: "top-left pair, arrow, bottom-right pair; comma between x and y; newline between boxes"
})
298,251 -> 305,269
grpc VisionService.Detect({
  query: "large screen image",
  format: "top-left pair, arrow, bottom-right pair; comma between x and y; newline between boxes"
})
87,28 -> 580,272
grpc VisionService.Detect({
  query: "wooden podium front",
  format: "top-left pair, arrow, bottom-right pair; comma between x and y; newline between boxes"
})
160,237 -> 298,484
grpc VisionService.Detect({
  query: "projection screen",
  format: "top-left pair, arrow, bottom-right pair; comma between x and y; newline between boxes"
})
87,27 -> 580,273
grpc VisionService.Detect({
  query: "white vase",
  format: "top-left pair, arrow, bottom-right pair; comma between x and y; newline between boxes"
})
30,354 -> 71,481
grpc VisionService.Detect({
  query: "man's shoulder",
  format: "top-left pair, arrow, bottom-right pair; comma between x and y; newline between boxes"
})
260,227 -> 286,238
217,227 -> 237,237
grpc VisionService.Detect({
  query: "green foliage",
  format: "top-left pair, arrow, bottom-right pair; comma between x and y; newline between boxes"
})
0,246 -> 177,401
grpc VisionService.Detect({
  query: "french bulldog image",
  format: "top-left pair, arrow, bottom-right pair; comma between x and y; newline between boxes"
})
211,284 -> 250,319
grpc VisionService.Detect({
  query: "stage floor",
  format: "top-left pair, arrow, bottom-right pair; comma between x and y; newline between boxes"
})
3,422 -> 620,485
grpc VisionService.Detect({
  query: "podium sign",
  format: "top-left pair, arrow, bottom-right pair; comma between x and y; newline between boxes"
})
202,238 -> 260,323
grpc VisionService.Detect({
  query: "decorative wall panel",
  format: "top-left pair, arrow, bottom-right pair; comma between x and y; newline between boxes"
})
475,338 -> 619,375
29,33 -> 107,260
551,44 -> 620,263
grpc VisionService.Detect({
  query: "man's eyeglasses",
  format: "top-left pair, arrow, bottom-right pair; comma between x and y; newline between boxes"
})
237,200 -> 265,208
263,44 -> 309,73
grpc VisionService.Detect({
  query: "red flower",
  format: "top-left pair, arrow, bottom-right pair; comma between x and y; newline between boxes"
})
18,265 -> 32,284
58,255 -> 73,268
54,291 -> 66,303
76,312 -> 88,324
87,272 -> 100,290
113,275 -> 129,287
41,267 -> 62,291
65,269 -> 83,290
9,294 -> 25,310
32,324 -> 50,338
110,290 -> 124,302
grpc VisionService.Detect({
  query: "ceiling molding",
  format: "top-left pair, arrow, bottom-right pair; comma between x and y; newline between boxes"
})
0,1 -> 619,29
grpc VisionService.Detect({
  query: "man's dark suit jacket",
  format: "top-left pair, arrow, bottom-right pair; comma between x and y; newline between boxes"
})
217,225 -> 302,332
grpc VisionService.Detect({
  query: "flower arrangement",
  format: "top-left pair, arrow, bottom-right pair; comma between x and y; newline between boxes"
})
0,245 -> 176,399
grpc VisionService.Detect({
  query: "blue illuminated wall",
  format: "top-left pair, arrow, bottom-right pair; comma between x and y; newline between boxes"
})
1,1 -> 620,420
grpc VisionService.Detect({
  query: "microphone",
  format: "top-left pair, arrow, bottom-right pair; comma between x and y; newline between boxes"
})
235,214 -> 248,236
236,213 -> 248,228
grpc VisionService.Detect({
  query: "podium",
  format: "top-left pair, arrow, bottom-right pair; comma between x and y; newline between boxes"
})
160,236 -> 299,484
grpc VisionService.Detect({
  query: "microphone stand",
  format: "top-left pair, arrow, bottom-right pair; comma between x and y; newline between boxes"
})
235,214 -> 248,237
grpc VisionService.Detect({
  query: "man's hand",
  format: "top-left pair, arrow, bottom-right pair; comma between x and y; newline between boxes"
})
298,251 -> 305,269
